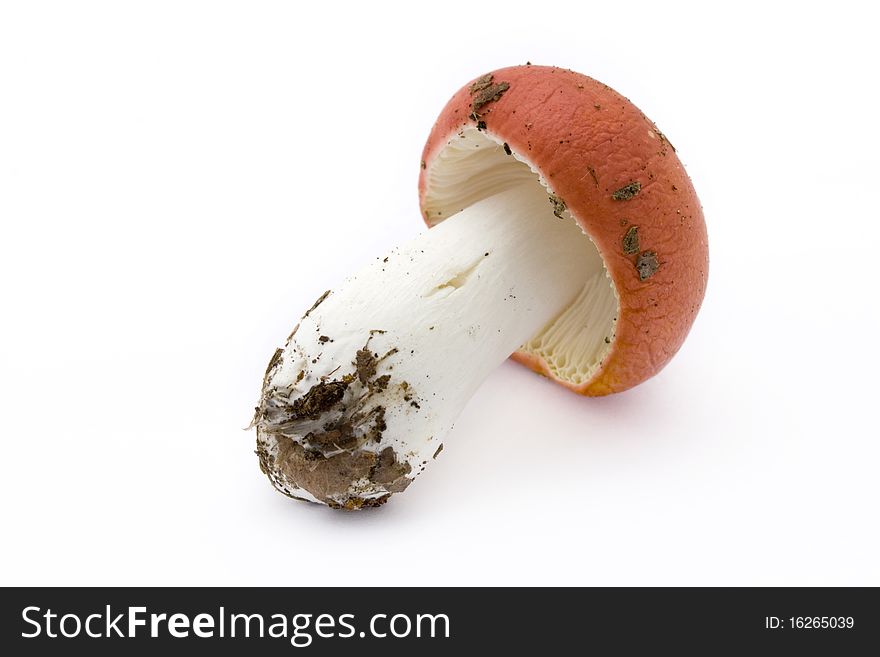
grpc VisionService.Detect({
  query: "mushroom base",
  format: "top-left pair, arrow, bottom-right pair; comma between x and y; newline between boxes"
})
257,435 -> 411,510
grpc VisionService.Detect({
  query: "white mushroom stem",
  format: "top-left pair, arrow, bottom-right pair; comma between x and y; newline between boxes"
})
255,183 -> 595,507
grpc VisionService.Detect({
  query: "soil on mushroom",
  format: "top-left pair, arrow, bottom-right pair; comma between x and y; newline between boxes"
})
548,194 -> 566,219
612,181 -> 642,201
622,226 -> 640,255
304,290 -> 331,317
273,438 -> 410,509
468,73 -> 510,128
471,80 -> 510,112
255,332 -> 416,508
636,251 -> 660,280
356,347 -> 377,384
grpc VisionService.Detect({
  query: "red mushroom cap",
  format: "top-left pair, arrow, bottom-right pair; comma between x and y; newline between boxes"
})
419,65 -> 708,395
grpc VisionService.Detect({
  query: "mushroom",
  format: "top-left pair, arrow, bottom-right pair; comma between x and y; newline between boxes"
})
251,65 -> 708,510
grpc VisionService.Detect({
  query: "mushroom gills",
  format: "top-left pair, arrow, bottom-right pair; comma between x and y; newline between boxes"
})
255,183 -> 608,507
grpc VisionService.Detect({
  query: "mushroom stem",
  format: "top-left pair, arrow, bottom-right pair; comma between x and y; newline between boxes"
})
255,183 -> 596,508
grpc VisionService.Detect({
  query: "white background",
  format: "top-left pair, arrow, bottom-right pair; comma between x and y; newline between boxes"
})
1,1 -> 878,586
